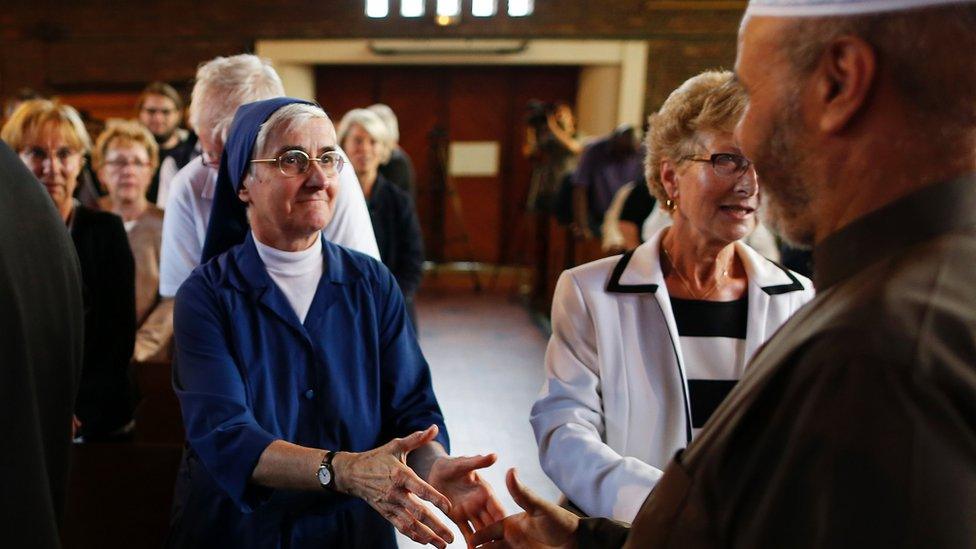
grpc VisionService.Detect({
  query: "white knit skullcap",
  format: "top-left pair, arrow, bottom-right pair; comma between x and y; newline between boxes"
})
746,0 -> 974,17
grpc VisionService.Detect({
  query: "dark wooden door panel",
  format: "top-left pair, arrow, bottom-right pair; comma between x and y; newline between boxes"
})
316,64 -> 579,264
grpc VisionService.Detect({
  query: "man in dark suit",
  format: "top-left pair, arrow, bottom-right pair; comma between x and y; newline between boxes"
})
0,141 -> 84,548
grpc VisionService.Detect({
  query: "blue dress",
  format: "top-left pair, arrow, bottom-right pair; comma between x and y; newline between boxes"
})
167,233 -> 449,548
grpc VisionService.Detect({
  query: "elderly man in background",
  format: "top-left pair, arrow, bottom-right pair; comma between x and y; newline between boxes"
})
473,0 -> 976,547
137,81 -> 199,207
159,54 -> 378,300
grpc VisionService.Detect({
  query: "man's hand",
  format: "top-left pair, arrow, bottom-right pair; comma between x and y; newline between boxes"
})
471,468 -> 579,548
428,453 -> 506,544
332,425 -> 455,548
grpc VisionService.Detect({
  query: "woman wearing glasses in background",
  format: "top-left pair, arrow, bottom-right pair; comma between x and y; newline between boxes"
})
530,71 -> 815,522
1,100 -> 136,442
94,120 -> 173,364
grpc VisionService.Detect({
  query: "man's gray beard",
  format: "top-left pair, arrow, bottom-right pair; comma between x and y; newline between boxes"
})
754,103 -> 817,250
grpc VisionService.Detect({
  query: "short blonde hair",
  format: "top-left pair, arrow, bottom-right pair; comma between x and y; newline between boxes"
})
0,98 -> 92,153
644,70 -> 745,204
92,119 -> 159,171
337,108 -> 392,164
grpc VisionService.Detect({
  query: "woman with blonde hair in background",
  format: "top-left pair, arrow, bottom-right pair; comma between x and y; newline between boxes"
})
531,70 -> 814,521
2,99 -> 135,441
93,119 -> 173,363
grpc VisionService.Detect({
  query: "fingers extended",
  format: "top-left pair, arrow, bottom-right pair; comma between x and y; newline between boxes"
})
398,467 -> 453,515
486,495 -> 507,523
442,453 -> 498,475
396,425 -> 439,453
385,503 -> 449,549
505,468 -> 540,513
470,519 -> 505,547
402,491 -> 455,545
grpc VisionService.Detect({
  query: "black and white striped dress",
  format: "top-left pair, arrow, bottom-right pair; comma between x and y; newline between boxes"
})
670,296 -> 748,436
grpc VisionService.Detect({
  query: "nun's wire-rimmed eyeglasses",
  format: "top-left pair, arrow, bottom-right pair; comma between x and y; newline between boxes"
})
250,149 -> 345,178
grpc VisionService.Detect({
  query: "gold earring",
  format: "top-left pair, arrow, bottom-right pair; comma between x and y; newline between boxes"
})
665,197 -> 677,211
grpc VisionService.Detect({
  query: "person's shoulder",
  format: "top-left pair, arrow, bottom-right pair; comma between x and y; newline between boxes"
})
142,204 -> 165,224
380,177 -> 413,206
76,205 -> 125,233
324,239 -> 387,282
168,158 -> 211,200
738,242 -> 814,296
177,246 -> 235,303
560,252 -> 629,296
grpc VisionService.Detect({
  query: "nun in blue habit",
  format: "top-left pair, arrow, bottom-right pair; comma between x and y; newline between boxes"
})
168,98 -> 503,548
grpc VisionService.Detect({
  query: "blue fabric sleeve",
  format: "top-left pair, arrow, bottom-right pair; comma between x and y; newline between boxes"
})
573,144 -> 596,188
372,263 -> 450,452
173,274 -> 278,513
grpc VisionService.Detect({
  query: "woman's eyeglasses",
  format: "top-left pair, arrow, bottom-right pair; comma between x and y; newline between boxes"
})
104,158 -> 151,170
20,146 -> 81,167
682,152 -> 752,178
250,149 -> 344,177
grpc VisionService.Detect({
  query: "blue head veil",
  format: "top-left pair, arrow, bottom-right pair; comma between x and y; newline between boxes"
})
200,97 -> 316,263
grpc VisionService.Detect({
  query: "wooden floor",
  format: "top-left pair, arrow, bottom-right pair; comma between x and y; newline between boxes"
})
397,288 -> 560,548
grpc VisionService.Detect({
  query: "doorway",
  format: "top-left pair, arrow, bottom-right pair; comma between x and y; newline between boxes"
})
318,64 -> 579,264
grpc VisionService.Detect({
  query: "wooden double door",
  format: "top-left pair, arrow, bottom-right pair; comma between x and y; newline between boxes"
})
315,64 -> 578,264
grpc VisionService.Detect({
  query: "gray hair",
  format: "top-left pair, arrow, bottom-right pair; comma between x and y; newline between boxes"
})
247,103 -> 333,182
779,3 -> 976,132
189,54 -> 285,145
336,108 -> 393,163
367,103 -> 400,144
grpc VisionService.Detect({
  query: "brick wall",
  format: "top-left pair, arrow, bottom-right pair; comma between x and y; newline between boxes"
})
0,1 -> 744,115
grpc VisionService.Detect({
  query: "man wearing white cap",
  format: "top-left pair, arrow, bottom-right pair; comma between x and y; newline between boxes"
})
471,1 -> 976,547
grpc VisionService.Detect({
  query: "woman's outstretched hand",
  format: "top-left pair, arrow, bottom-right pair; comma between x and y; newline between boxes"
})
428,453 -> 507,544
471,468 -> 580,549
332,425 -> 455,548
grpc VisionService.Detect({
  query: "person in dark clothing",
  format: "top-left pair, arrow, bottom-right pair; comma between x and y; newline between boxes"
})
2,98 -> 136,442
0,140 -> 84,549
616,175 -> 656,250
339,108 -> 424,324
472,1 -> 976,548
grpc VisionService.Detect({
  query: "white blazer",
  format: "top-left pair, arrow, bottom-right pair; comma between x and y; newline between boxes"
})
530,228 -> 814,522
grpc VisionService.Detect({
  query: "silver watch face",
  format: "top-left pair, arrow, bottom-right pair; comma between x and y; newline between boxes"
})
317,466 -> 332,487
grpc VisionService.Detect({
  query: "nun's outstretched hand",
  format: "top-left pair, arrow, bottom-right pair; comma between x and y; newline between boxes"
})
428,452 -> 506,545
332,426 -> 455,548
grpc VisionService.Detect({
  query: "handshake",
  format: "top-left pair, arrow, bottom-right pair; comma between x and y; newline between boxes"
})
347,425 -> 583,549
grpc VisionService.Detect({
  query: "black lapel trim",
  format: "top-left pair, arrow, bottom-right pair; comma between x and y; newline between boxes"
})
605,251 -> 658,294
760,259 -> 805,295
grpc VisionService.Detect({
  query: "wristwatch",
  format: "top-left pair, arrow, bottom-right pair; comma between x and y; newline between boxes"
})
317,450 -> 337,491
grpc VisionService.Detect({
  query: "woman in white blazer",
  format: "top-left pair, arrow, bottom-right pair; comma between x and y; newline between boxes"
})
531,70 -> 814,522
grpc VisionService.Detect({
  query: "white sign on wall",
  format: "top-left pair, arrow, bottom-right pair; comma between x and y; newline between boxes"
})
448,141 -> 500,177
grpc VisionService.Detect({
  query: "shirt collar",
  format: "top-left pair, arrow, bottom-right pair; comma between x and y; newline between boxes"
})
606,226 -> 806,295
813,172 -> 976,290
226,232 -> 362,294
